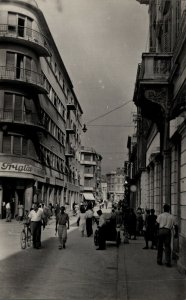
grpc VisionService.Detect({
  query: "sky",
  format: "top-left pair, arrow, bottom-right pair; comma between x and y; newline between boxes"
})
37,0 -> 149,174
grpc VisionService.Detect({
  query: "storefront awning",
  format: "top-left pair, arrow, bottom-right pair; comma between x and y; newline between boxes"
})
83,193 -> 95,201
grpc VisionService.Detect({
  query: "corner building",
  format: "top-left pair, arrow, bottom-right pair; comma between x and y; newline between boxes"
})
0,0 -> 83,218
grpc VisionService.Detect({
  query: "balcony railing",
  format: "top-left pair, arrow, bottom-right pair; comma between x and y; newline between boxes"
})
0,66 -> 47,94
0,109 -> 47,129
139,53 -> 172,82
0,25 -> 50,56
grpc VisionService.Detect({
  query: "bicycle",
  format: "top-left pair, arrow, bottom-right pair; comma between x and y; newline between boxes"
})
20,219 -> 32,249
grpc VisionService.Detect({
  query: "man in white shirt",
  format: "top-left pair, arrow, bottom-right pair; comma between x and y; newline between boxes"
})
6,202 -> 11,222
29,202 -> 44,249
156,204 -> 178,267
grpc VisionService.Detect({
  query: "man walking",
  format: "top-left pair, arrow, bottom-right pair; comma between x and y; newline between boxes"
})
56,206 -> 69,249
156,204 -> 178,267
96,209 -> 106,250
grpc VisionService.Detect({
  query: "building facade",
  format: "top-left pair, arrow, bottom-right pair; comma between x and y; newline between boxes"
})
106,168 -> 124,203
0,0 -> 83,218
80,146 -> 102,203
133,0 -> 186,271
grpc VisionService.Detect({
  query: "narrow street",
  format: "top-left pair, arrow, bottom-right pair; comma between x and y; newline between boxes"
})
0,215 -> 186,300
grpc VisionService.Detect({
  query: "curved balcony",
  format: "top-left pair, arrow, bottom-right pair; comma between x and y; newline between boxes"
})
0,66 -> 48,94
0,25 -> 50,57
0,109 -> 47,132
133,53 -> 172,121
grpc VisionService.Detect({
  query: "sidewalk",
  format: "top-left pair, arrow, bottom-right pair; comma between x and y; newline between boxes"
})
117,236 -> 186,300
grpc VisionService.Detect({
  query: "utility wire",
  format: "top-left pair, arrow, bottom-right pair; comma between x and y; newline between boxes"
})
88,124 -> 134,128
86,100 -> 132,125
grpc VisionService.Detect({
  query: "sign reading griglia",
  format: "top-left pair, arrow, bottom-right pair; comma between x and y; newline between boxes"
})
0,162 -> 32,172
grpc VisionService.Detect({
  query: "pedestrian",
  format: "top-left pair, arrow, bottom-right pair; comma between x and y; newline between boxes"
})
104,199 -> 108,209
96,209 -> 106,250
55,203 -> 60,217
85,202 -> 93,237
77,205 -> 86,237
28,202 -> 44,249
143,209 -> 157,249
142,209 -> 150,248
55,206 -> 69,249
18,202 -> 24,221
6,202 -> 11,222
136,208 -> 144,236
127,208 -> 137,240
156,204 -> 178,267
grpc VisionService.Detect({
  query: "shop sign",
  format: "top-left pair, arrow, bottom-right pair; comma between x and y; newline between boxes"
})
0,162 -> 32,173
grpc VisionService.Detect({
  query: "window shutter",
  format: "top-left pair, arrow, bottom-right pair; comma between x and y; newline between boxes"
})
13,136 -> 21,155
22,138 -> 28,155
2,136 -> 11,153
14,94 -> 22,121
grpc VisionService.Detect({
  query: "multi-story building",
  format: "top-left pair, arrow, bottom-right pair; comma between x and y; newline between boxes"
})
80,146 -> 102,203
0,0 -> 83,218
106,168 -> 124,203
133,0 -> 186,271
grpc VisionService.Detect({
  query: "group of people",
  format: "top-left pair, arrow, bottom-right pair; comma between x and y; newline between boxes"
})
76,202 -> 94,237
123,204 -> 178,268
5,197 -> 177,267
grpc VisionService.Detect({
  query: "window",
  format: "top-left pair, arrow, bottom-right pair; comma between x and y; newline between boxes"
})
4,93 -> 13,111
2,135 -> 11,153
22,138 -> 28,155
8,12 -> 17,34
18,16 -> 25,37
6,52 -> 15,68
14,94 -> 22,121
13,136 -> 21,155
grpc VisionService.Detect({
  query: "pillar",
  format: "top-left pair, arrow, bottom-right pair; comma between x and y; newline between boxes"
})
162,118 -> 171,206
25,184 -> 33,211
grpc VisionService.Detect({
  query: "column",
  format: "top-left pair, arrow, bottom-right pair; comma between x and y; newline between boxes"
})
25,184 -> 33,211
154,160 -> 161,215
60,188 -> 64,206
162,118 -> 171,205
149,165 -> 154,209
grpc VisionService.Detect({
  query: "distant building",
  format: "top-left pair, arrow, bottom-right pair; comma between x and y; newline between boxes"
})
101,182 -> 107,202
106,168 -> 124,203
80,146 -> 102,203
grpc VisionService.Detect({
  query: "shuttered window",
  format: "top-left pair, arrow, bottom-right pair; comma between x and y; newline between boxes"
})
22,138 -> 28,155
28,139 -> 37,158
6,52 -> 15,67
14,94 -> 22,121
4,93 -> 13,112
2,136 -> 11,153
13,136 -> 21,155
8,12 -> 17,34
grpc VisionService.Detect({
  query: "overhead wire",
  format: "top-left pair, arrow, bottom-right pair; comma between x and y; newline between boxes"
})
86,100 -> 132,125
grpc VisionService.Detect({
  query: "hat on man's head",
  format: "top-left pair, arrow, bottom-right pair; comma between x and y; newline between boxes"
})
60,206 -> 65,211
